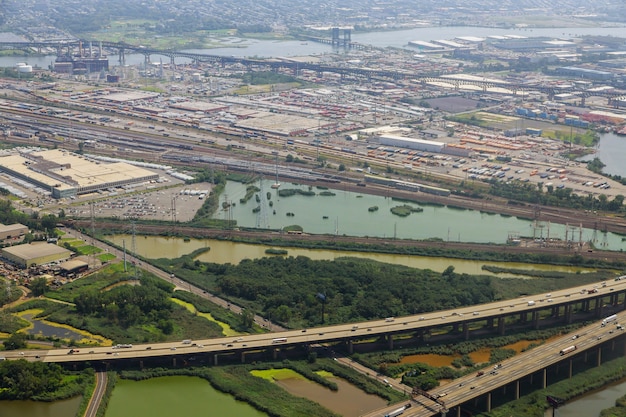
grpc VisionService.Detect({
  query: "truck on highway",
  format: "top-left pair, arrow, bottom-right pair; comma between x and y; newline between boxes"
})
272,338 -> 287,344
602,314 -> 618,327
527,300 -> 536,306
384,403 -> 411,417
559,345 -> 577,355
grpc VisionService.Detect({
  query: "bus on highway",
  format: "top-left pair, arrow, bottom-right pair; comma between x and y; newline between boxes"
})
272,338 -> 287,344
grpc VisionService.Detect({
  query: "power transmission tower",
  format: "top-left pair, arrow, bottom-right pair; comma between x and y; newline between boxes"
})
256,177 -> 269,229
131,221 -> 139,281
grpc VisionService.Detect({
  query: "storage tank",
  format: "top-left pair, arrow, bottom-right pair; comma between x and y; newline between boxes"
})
16,64 -> 33,73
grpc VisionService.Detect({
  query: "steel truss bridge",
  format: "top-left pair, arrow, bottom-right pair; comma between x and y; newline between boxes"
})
2,40 -> 626,101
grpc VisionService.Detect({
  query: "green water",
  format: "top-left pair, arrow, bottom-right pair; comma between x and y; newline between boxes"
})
0,396 -> 82,417
104,376 -> 267,417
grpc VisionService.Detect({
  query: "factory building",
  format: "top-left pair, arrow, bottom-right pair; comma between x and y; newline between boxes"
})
0,149 -> 159,199
53,56 -> 109,74
2,243 -> 72,268
0,224 -> 29,244
379,134 -> 445,153
59,259 -> 89,277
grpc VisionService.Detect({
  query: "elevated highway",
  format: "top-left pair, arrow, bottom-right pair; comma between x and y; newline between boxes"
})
3,279 -> 625,366
400,310 -> 626,417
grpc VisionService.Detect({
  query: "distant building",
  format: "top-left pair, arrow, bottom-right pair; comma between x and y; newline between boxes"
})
53,56 -> 109,75
379,134 -> 445,153
2,242 -> 71,268
0,223 -> 29,244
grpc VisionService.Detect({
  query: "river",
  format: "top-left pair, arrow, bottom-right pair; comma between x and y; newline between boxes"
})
577,132 -> 626,177
2,25 -> 626,67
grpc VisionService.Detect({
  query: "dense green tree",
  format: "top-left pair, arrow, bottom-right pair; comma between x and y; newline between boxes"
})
3,332 -> 28,350
30,277 -> 49,297
0,360 -> 64,399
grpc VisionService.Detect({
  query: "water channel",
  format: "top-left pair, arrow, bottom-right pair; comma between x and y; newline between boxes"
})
106,234 -> 598,278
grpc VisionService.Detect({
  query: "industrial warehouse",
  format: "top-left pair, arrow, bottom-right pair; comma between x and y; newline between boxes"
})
0,149 -> 160,198
1,242 -> 72,268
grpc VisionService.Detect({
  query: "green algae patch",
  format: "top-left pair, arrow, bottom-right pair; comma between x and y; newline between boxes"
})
250,368 -> 304,381
171,298 -> 241,337
315,370 -> 334,378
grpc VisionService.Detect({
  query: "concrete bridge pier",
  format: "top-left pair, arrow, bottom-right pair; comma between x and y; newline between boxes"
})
118,48 -> 125,65
172,357 -> 176,367
532,311 -> 540,329
463,323 -> 469,340
388,334 -> 394,350
597,347 -> 602,366
515,380 -> 520,399
564,304 -> 573,324
497,317 -> 505,335
486,392 -> 491,412
542,368 -> 547,389
520,311 -> 528,323
214,354 -> 219,366
568,359 -> 573,378
347,340 -> 354,354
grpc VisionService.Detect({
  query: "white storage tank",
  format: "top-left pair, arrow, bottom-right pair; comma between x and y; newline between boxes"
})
15,63 -> 33,73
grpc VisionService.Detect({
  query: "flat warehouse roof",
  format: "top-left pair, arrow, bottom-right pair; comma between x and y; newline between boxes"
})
2,242 -> 71,259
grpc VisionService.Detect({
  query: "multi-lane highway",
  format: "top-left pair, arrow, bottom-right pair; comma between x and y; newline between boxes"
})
3,278 -> 625,365
387,310 -> 626,417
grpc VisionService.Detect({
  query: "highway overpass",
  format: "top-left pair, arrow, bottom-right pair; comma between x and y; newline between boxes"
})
3,279 -> 625,366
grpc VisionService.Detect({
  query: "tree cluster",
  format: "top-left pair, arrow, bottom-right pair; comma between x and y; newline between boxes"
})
212,256 -> 495,326
73,277 -> 173,329
0,360 -> 64,399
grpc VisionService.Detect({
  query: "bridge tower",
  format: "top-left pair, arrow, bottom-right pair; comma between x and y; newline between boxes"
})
118,48 -> 126,66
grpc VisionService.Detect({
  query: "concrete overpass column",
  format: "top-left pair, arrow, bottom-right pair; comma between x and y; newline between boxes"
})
497,317 -> 505,335
487,317 -> 494,328
533,311 -> 540,330
569,359 -> 573,378
388,335 -> 394,350
139,360 -> 143,370
273,348 -> 278,360
348,340 -> 354,354
172,357 -> 176,367
598,347 -> 602,367
456,406 -> 461,417
552,306 -> 559,318
452,323 -> 459,333
486,392 -> 492,412
594,297 -> 602,317
521,312 -> 527,323
542,368 -> 547,389
463,323 -> 469,340
241,352 -> 246,363
214,354 -> 219,366
564,304 -> 573,324
515,380 -> 520,399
